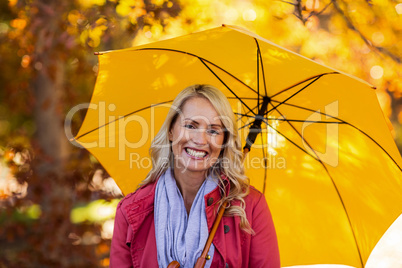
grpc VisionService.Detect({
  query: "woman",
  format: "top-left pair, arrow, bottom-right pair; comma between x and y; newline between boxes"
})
110,84 -> 280,267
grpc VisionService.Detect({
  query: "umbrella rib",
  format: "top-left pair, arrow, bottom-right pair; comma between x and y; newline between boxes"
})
267,74 -> 324,114
270,100 -> 402,172
238,120 -> 255,131
270,72 -> 339,99
261,118 -> 316,159
227,97 -> 259,100
74,100 -> 174,140
235,113 -> 346,124
260,122 -> 268,195
257,43 -> 260,114
278,119 -> 343,124
270,100 -> 342,120
237,104 -> 254,131
230,97 -> 260,128
271,108 -> 365,267
235,102 -> 260,122
199,58 -> 257,116
240,103 -> 251,127
254,38 -> 268,96
237,99 -> 268,131
134,47 -> 260,96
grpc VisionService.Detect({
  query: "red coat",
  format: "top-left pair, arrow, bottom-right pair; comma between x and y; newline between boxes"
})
110,178 -> 280,268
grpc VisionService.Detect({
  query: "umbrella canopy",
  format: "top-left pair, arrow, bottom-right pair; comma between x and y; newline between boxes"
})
73,25 -> 402,267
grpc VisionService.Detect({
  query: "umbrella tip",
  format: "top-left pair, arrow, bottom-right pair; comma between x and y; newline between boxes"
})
94,52 -> 103,55
69,137 -> 76,142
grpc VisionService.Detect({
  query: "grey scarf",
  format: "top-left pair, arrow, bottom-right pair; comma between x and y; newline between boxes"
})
154,168 -> 217,268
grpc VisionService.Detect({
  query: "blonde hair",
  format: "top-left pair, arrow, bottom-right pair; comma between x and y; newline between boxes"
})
141,84 -> 253,233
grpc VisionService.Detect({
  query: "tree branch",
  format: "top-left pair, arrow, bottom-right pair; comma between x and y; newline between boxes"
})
280,0 -> 402,64
331,0 -> 401,64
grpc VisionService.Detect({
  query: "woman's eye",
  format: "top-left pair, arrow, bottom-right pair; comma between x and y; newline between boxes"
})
184,124 -> 195,129
207,129 -> 220,135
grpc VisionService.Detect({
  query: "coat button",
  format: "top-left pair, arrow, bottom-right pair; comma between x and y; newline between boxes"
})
224,225 -> 230,234
225,263 -> 229,268
207,197 -> 214,206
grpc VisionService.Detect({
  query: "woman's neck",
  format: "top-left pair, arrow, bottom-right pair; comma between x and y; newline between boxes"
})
173,168 -> 207,215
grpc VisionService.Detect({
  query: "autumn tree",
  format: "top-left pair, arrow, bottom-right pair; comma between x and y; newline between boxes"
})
1,0 -> 180,266
1,0 -> 401,267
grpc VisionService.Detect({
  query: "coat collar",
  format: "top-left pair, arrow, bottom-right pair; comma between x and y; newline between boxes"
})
124,172 -> 231,262
124,181 -> 158,233
124,172 -> 230,217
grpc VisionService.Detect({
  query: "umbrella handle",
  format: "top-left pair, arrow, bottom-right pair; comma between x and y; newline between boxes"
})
167,261 -> 180,268
243,148 -> 250,160
194,201 -> 227,268
167,201 -> 228,268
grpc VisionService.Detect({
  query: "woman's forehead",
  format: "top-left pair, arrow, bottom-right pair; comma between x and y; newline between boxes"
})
179,97 -> 222,125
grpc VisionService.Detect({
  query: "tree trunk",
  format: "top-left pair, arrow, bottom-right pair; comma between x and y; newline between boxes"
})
33,51 -> 69,175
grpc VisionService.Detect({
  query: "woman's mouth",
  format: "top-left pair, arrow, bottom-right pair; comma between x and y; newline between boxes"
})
185,148 -> 208,158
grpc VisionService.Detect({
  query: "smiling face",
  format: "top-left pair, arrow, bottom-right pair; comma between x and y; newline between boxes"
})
169,97 -> 225,177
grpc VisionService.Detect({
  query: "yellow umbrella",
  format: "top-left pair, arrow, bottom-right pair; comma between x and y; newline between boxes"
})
73,25 -> 402,267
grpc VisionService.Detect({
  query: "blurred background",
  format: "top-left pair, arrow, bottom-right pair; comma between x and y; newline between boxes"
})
0,0 -> 401,267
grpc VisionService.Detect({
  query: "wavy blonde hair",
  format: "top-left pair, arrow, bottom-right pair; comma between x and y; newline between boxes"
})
141,84 -> 253,234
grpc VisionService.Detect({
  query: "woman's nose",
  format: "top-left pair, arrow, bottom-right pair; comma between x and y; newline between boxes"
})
191,129 -> 207,145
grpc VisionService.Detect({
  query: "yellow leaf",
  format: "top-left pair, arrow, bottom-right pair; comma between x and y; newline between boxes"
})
10,18 -> 26,30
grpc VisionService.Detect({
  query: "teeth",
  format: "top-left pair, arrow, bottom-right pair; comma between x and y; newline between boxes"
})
186,148 -> 207,158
